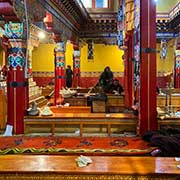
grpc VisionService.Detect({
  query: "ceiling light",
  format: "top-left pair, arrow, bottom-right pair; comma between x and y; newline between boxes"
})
38,31 -> 45,39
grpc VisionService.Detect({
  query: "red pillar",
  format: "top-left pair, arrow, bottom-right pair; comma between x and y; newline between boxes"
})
54,42 -> 65,105
7,39 -> 27,134
73,44 -> 80,88
138,0 -> 157,134
124,32 -> 134,108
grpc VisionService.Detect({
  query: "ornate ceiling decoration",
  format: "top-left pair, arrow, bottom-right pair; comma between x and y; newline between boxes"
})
80,12 -> 118,45
0,0 -> 179,45
156,2 -> 180,40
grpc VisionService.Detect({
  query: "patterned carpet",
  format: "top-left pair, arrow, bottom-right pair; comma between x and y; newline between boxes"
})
0,136 -> 157,155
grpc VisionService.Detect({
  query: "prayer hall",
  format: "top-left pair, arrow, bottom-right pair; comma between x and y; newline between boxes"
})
0,0 -> 180,179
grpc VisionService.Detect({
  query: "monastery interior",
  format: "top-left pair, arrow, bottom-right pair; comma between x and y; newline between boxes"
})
0,0 -> 180,179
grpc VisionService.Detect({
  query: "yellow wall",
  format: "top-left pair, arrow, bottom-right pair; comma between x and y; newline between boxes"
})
65,41 -> 74,68
156,42 -> 175,74
7,41 -> 176,75
157,0 -> 179,12
32,44 -> 55,72
32,43 -> 124,73
80,44 -> 124,72
32,42 -> 74,71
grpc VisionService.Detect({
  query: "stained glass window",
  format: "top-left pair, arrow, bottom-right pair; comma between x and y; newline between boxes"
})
95,0 -> 108,8
81,0 -> 92,8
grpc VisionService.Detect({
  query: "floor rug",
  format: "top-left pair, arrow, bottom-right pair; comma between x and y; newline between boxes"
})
0,136 -> 157,155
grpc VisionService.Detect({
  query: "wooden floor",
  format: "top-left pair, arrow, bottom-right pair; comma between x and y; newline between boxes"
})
0,155 -> 179,179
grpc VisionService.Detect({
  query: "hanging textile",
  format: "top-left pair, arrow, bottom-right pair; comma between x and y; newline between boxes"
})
87,40 -> 94,60
160,40 -> 167,60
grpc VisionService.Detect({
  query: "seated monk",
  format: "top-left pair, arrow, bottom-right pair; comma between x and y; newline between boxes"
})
105,79 -> 124,95
98,66 -> 114,93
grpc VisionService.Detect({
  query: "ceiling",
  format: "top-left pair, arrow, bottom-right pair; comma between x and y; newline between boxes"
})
156,0 -> 179,13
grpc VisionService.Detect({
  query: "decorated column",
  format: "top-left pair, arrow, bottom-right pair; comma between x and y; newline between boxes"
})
73,44 -> 80,88
54,42 -> 65,105
5,23 -> 27,134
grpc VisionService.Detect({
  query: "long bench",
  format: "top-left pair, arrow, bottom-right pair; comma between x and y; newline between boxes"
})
0,155 -> 179,179
24,113 -> 137,136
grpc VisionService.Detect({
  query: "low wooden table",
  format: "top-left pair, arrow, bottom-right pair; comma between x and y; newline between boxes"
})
91,94 -> 125,113
157,95 -> 180,107
157,116 -> 180,129
64,96 -> 87,106
24,113 -> 137,136
63,94 -> 125,112
107,94 -> 125,112
0,155 -> 179,179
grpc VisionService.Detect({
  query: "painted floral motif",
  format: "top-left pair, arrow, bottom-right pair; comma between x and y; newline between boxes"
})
77,139 -> 93,147
56,60 -> 65,67
55,42 -> 65,52
43,137 -> 62,147
8,53 -> 24,69
110,139 -> 128,148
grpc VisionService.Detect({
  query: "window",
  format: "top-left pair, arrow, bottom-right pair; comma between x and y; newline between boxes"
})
81,0 -> 109,8
95,0 -> 108,8
81,0 -> 92,8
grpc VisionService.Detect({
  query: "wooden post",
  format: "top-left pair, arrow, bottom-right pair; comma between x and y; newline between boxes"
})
54,42 -> 65,105
138,0 -> 157,134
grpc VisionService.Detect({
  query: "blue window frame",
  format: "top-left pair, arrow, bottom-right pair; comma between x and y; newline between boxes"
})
95,0 -> 108,8
81,0 -> 109,8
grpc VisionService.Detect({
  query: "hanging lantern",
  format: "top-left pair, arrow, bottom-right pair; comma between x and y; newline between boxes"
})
44,12 -> 53,31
